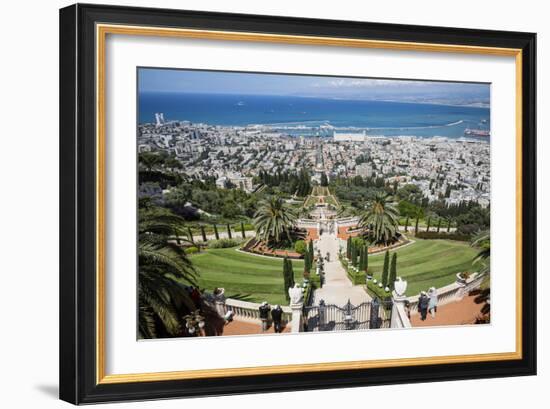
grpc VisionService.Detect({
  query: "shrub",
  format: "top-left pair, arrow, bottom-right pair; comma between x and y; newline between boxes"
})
208,238 -> 240,249
346,267 -> 366,285
366,279 -> 392,300
415,231 -> 470,241
185,246 -> 199,254
294,240 -> 307,255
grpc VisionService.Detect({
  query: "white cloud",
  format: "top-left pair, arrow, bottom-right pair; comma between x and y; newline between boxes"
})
320,78 -> 430,88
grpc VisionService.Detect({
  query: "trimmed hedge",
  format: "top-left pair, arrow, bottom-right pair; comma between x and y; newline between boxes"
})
415,231 -> 470,241
347,268 -> 366,285
207,238 -> 242,248
185,246 -> 200,255
366,279 -> 392,301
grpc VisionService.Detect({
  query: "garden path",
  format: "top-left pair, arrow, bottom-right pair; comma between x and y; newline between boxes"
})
312,231 -> 371,307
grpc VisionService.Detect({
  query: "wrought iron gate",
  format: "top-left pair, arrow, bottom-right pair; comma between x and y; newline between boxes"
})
303,298 -> 392,331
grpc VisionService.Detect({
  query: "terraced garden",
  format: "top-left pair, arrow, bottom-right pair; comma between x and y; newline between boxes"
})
191,248 -> 305,305
367,238 -> 478,296
189,237 -> 478,304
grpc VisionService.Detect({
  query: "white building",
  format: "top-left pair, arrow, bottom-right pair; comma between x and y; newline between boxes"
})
333,131 -> 367,142
356,163 -> 373,178
155,112 -> 165,127
216,173 -> 254,192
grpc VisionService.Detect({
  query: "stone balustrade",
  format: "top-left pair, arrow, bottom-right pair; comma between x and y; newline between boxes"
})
390,273 -> 485,328
335,216 -> 360,227
406,273 -> 483,314
210,273 -> 485,332
391,296 -> 412,329
296,217 -> 360,229
220,298 -> 293,322
296,219 -> 319,228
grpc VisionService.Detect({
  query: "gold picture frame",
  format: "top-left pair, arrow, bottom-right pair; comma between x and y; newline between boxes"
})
60,4 -> 536,404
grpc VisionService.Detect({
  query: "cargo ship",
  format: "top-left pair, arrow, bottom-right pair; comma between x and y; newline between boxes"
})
464,128 -> 490,137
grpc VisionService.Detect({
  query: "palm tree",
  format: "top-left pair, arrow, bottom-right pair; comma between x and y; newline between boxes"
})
470,230 -> 491,324
253,197 -> 297,246
471,230 -> 490,275
359,193 -> 400,245
138,206 -> 198,338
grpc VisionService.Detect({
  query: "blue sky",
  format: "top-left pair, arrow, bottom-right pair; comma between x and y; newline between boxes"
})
138,68 -> 490,105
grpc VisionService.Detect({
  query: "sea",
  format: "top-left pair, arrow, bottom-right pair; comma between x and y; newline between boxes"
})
138,92 -> 490,139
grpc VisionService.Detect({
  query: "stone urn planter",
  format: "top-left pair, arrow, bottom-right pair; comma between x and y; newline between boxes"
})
456,272 -> 470,284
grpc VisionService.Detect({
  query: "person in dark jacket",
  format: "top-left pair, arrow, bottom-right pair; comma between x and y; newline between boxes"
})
418,291 -> 429,321
258,301 -> 271,332
271,305 -> 284,333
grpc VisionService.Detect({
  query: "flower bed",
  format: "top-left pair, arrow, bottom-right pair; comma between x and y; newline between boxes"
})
366,236 -> 410,254
240,237 -> 304,259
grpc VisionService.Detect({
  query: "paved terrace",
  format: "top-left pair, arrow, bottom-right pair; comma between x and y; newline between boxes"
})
312,231 -> 371,306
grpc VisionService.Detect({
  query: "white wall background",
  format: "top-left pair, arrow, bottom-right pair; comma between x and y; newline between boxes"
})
0,0 -> 546,407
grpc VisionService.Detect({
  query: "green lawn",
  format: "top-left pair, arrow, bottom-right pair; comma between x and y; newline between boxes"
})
367,238 -> 478,296
191,248 -> 305,305
189,239 -> 478,304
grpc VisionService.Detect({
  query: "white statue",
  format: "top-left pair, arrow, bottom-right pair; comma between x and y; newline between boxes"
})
289,283 -> 304,305
394,277 -> 408,297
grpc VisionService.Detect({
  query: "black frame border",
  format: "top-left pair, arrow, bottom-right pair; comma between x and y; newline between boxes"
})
59,3 -> 536,404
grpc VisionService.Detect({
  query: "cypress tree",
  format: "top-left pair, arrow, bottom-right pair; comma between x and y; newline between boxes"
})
320,172 -> 328,187
364,246 -> 369,273
241,222 -> 246,239
447,218 -> 452,232
351,242 -> 358,267
213,224 -> 219,240
346,237 -> 352,259
304,251 -> 310,274
283,257 -> 291,302
426,217 -> 431,232
404,216 -> 409,232
415,216 -> 420,235
287,258 -> 295,288
227,224 -> 232,239
389,253 -> 397,289
381,250 -> 390,287
187,227 -> 194,244
308,240 -> 314,259
200,225 -> 207,242
436,218 -> 442,233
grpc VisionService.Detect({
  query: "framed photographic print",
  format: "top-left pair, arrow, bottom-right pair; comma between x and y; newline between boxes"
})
59,3 -> 537,405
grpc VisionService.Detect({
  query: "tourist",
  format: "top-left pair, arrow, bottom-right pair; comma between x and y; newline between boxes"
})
190,286 -> 201,308
259,301 -> 271,332
428,287 -> 438,318
418,291 -> 429,321
326,251 -> 330,262
271,305 -> 284,333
